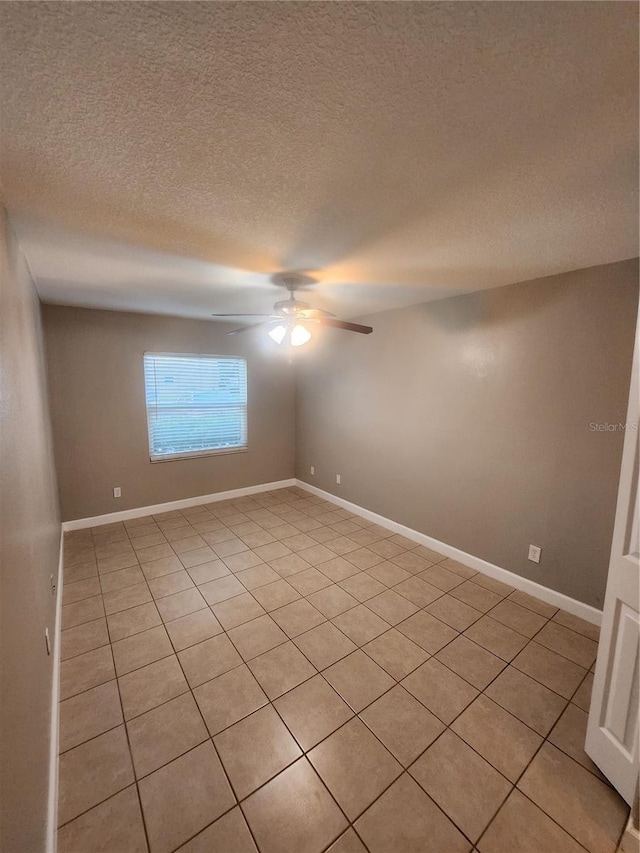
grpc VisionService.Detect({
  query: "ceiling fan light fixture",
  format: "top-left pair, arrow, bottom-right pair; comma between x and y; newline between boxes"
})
268,322 -> 312,347
268,324 -> 287,344
290,324 -> 312,347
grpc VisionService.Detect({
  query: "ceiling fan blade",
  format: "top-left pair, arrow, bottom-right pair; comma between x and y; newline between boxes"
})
226,321 -> 274,335
297,308 -> 337,318
318,318 -> 373,334
212,313 -> 274,317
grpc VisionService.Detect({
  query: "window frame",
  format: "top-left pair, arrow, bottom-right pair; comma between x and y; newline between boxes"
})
143,351 -> 249,463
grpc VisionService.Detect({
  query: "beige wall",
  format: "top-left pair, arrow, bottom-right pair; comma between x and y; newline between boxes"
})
43,306 -> 296,521
0,208 -> 61,850
295,259 -> 639,609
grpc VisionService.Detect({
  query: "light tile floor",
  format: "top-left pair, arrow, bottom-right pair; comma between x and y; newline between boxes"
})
58,487 -> 628,853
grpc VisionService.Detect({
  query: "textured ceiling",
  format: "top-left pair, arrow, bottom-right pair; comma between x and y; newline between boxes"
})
1,2 -> 638,320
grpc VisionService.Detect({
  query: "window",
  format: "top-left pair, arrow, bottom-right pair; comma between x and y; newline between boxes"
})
143,353 -> 247,461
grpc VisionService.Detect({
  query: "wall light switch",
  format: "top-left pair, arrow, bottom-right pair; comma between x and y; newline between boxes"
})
528,544 -> 541,563
336,474 -> 341,485
310,466 -> 315,475
113,487 -> 122,498
45,628 -> 51,656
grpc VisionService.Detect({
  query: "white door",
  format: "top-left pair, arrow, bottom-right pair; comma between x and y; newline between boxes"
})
586,309 -> 639,805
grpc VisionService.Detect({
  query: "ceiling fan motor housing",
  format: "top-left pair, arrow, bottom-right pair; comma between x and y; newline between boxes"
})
274,297 -> 310,315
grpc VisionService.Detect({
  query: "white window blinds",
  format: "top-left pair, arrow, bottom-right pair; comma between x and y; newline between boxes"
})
143,353 -> 248,461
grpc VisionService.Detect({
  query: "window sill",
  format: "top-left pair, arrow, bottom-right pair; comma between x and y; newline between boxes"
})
149,446 -> 248,463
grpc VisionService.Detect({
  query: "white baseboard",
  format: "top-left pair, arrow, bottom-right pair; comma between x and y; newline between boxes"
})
296,479 -> 603,626
62,479 -> 297,531
46,529 -> 63,853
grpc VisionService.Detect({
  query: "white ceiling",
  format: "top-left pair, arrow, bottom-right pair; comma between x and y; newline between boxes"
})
1,2 -> 637,321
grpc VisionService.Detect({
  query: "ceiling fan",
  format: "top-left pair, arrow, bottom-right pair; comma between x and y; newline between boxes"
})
211,273 -> 373,347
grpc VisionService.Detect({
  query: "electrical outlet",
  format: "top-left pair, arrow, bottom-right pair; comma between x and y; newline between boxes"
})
310,466 -> 315,475
113,486 -> 122,498
336,474 -> 341,485
50,574 -> 56,596
528,544 -> 541,563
